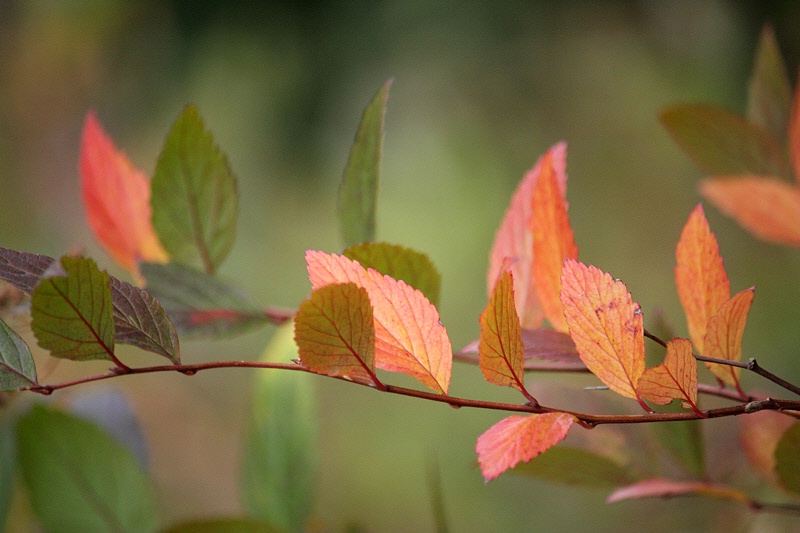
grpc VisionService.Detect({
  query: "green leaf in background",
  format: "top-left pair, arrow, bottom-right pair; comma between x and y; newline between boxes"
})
141,262 -> 270,339
16,405 -> 159,533
151,105 -> 238,275
0,415 -> 16,531
343,241 -> 442,308
511,446 -> 636,487
241,322 -> 317,532
162,518 -> 280,533
0,318 -> 37,389
338,79 -> 392,247
650,401 -> 704,477
31,256 -> 116,362
660,104 -> 789,178
747,25 -> 791,146
774,422 -> 800,496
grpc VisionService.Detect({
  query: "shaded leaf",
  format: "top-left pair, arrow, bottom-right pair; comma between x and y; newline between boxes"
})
338,79 -> 392,247
775,422 -> 800,496
703,287 -> 755,388
636,338 -> 701,415
461,328 -> 581,364
0,317 -> 37,389
660,104 -> 788,177
701,177 -> 800,247
163,518 -> 279,533
476,412 -> 574,482
740,410 -> 794,486
17,405 -> 158,533
650,401 -> 705,478
560,259 -> 645,402
675,204 -> 730,354
79,111 -> 167,276
151,105 -> 238,274
512,445 -> 636,487
242,323 -> 317,532
0,416 -> 15,529
0,247 -> 54,293
607,478 -> 750,505
487,143 -> 567,329
343,241 -> 441,308
748,26 -> 792,147
306,251 -> 452,394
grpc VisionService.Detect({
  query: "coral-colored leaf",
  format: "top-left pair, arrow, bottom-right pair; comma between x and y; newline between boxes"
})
703,287 -> 755,388
636,338 -> 701,414
531,150 -> 578,332
80,112 -> 168,275
701,177 -> 800,247
476,412 -> 574,482
607,478 -> 750,505
488,143 -> 567,329
478,270 -> 526,394
295,283 -> 376,383
748,26 -> 792,147
560,259 -> 645,402
675,204 -> 730,354
306,251 -> 452,394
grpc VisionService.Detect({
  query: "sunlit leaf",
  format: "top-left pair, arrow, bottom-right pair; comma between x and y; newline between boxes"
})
306,251 -> 452,394
700,177 -> 800,247
607,478 -> 750,505
675,204 -> 730,354
512,445 -> 636,487
560,259 -> 645,403
163,518 -> 279,533
17,405 -> 159,533
0,317 -> 37,389
476,412 -> 574,482
775,422 -> 800,496
488,143 -> 567,329
703,287 -> 755,388
748,26 -> 792,147
343,241 -> 441,307
151,105 -> 238,274
740,410 -> 794,486
636,338 -> 701,415
79,111 -> 168,276
338,79 -> 392,247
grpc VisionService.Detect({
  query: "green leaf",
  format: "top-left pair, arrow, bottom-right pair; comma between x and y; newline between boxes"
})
650,401 -> 704,477
511,446 -> 636,487
775,422 -> 800,496
660,104 -> 789,178
162,518 -> 280,533
343,242 -> 441,308
338,79 -> 392,247
241,323 -> 317,532
747,25 -> 791,145
0,317 -> 37,389
151,105 -> 238,274
31,256 -> 116,362
17,405 -> 159,533
141,262 -> 269,339
0,415 -> 16,530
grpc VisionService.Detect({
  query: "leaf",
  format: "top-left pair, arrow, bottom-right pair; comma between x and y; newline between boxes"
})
700,177 -> 800,246
461,328 -> 581,364
607,478 -> 750,505
306,251 -> 452,394
476,412 -> 574,482
241,323 -> 317,532
343,241 -> 441,308
0,247 -> 54,293
163,518 -> 279,533
0,317 -> 37,389
748,26 -> 792,147
487,143 -> 568,329
675,204 -> 730,354
775,422 -> 800,496
16,405 -> 159,533
511,445 -> 636,487
560,259 -> 646,403
151,105 -> 238,275
79,111 -> 168,276
740,410 -> 794,486
0,416 -> 16,529
338,79 -> 392,247
31,256 -> 116,362
141,262 -> 269,339
636,338 -> 701,415
478,270 -> 526,395
703,287 -> 755,388
531,149 -> 578,332
660,104 -> 788,177
295,283 -> 376,382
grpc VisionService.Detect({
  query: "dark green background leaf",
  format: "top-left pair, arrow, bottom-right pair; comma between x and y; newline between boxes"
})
0,317 -> 37,389
747,26 -> 791,145
775,422 -> 800,496
511,446 -> 636,487
162,518 -> 280,533
650,401 -> 705,477
0,415 -> 16,531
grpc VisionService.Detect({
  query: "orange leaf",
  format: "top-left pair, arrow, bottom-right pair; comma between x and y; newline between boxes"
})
675,204 -> 730,354
306,251 -> 452,394
478,270 -> 528,397
476,412 -> 574,482
531,150 -> 578,332
488,143 -> 567,328
636,338 -> 702,415
607,478 -> 750,505
703,287 -> 755,388
700,177 -> 800,247
80,112 -> 168,276
560,259 -> 646,404
294,283 -> 377,384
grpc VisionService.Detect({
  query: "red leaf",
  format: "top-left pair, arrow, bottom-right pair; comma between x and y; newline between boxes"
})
306,251 -> 452,394
703,287 -> 755,388
476,412 -> 574,482
607,478 -> 750,505
80,112 -> 168,276
488,143 -> 567,328
636,338 -> 703,416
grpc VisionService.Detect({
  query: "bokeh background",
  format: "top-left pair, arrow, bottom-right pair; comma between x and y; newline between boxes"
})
2,1 -> 800,531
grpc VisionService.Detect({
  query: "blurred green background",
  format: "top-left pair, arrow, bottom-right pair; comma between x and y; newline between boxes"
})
2,1 -> 800,531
